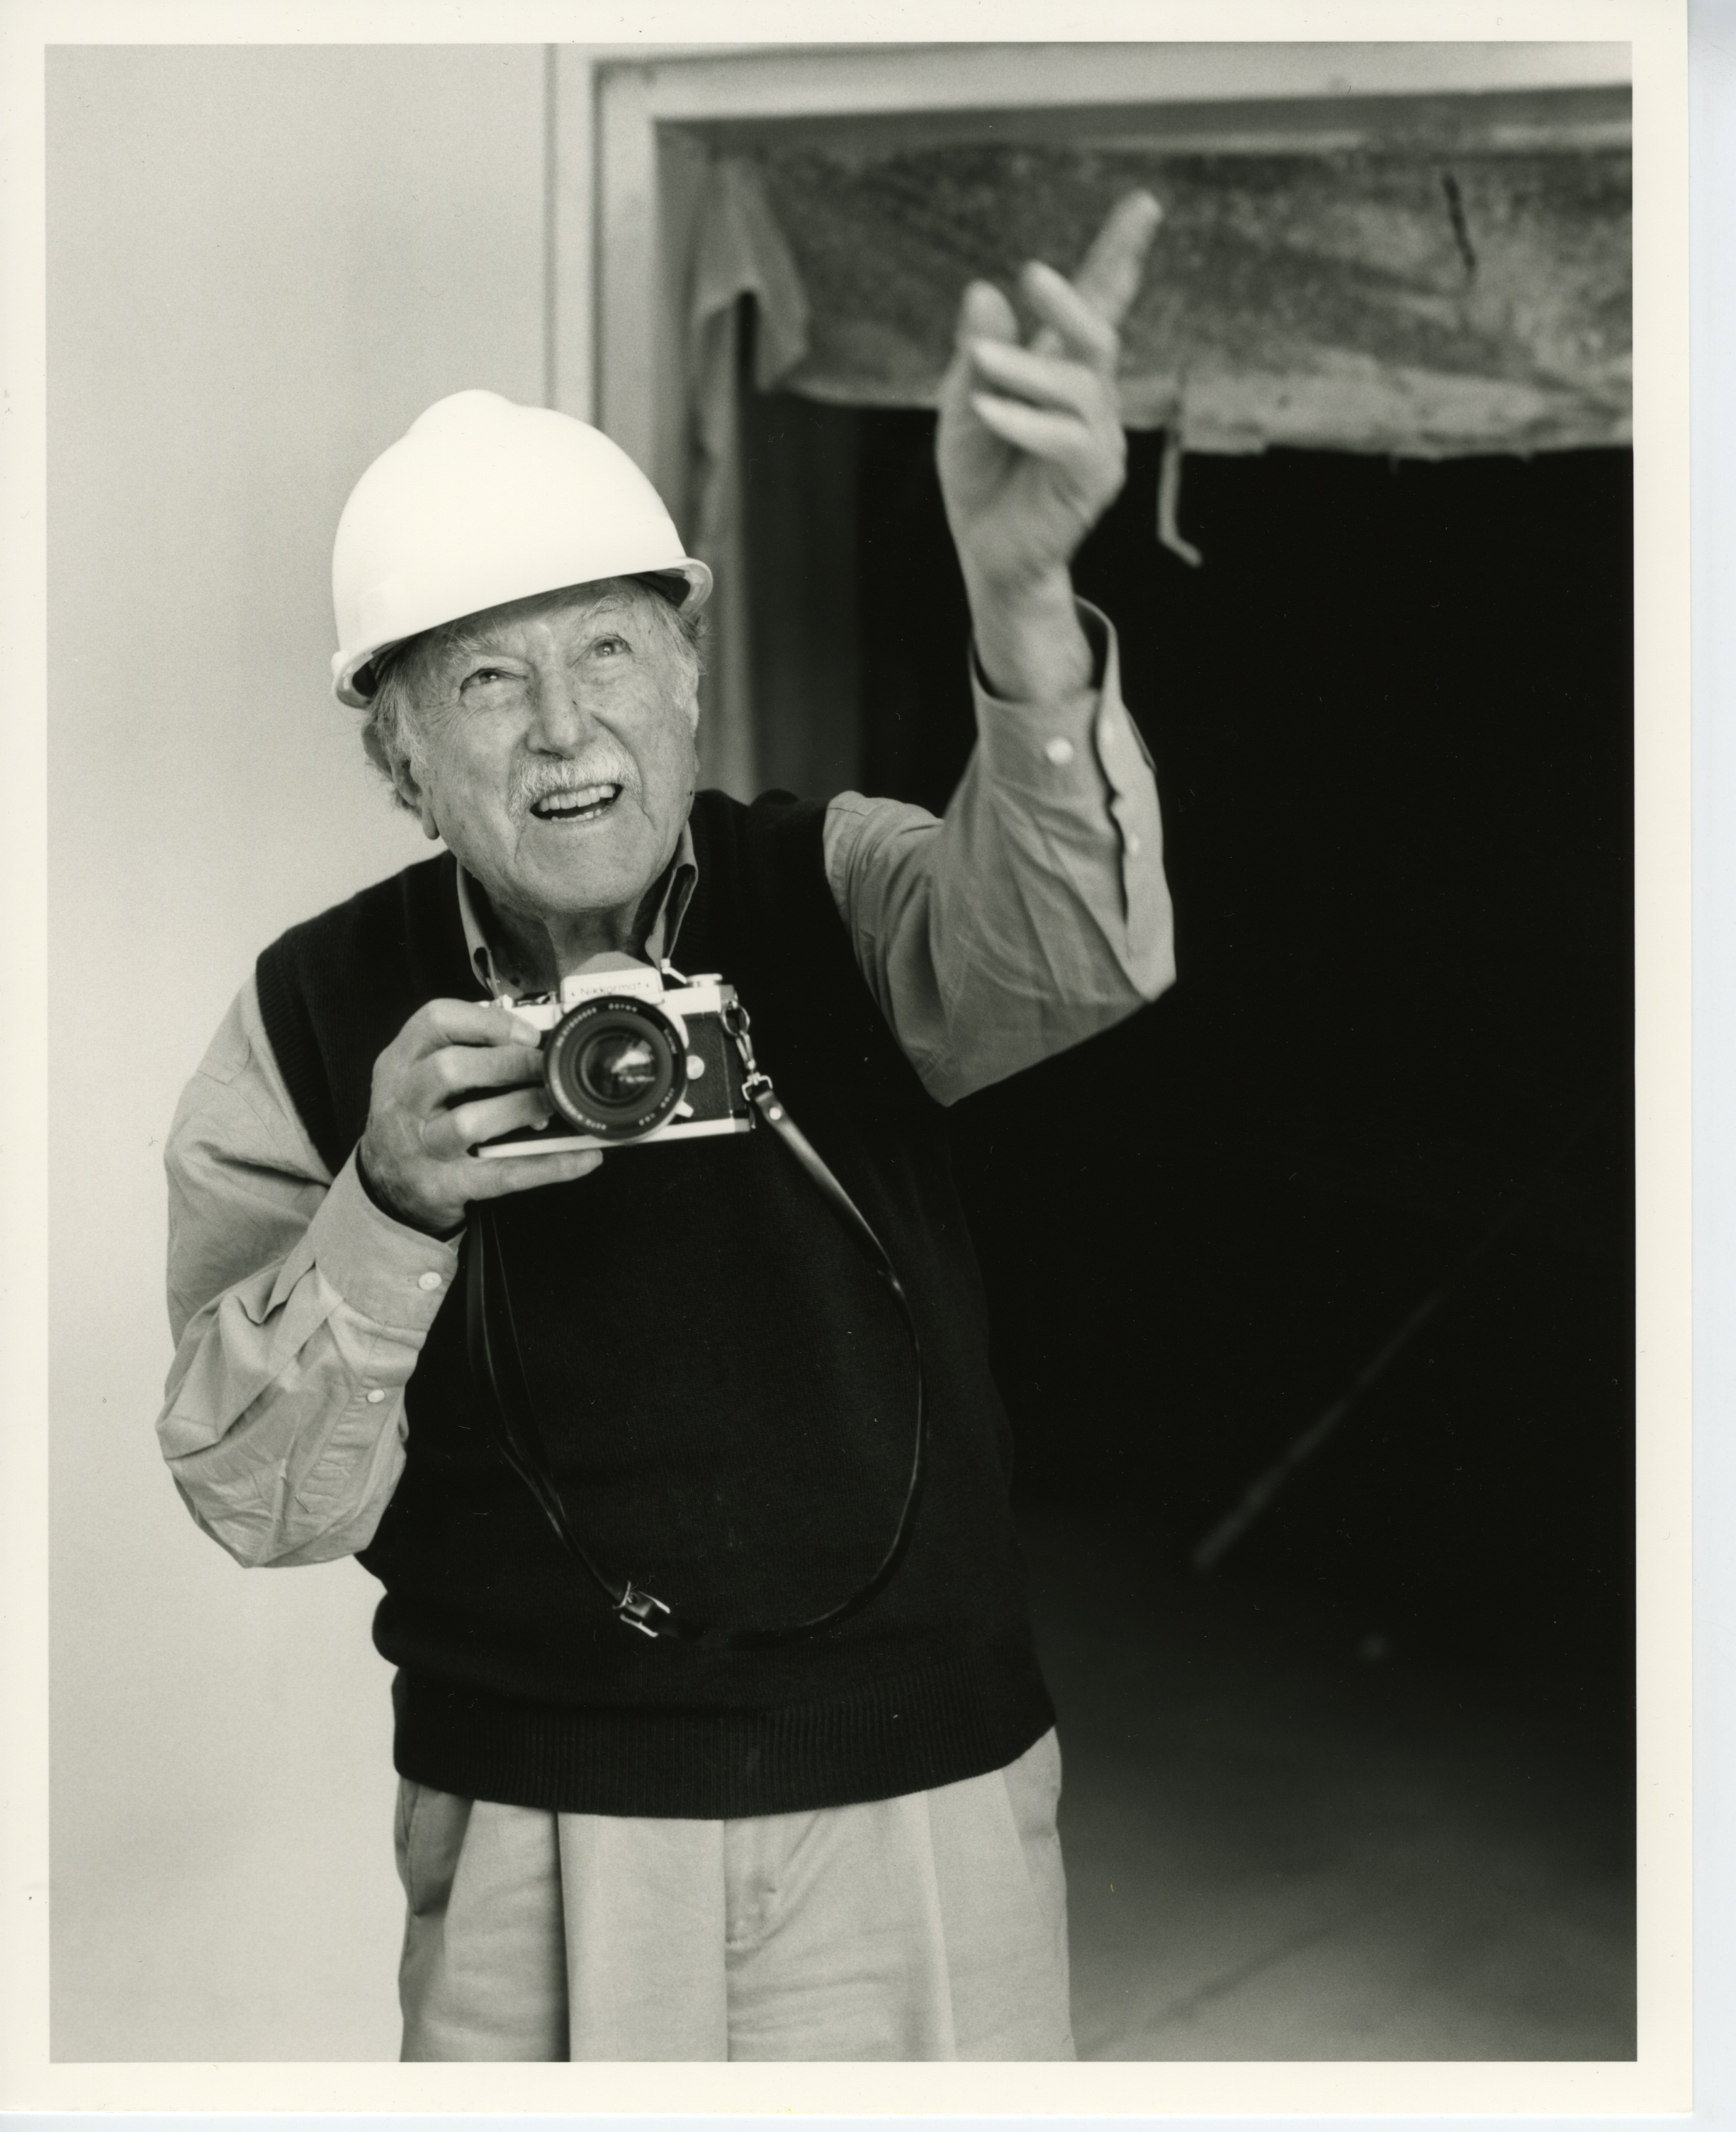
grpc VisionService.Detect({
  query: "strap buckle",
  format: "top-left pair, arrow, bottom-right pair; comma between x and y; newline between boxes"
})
615,1584 -> 673,1638
723,998 -> 778,1108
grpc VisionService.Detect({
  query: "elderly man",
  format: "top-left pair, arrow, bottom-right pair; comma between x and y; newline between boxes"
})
159,195 -> 1173,2061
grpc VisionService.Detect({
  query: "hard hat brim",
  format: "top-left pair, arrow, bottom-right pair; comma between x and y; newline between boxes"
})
332,557 -> 714,709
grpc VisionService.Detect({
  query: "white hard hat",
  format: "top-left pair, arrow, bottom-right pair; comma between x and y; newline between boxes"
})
330,389 -> 712,707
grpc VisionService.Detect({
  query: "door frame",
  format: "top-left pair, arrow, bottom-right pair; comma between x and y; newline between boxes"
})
564,39 -> 1631,482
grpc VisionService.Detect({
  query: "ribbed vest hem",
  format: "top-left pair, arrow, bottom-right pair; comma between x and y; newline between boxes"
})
391,1649 -> 1056,1819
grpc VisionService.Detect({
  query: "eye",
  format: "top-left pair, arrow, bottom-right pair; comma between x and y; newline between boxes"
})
590,633 -> 630,658
459,665 -> 517,694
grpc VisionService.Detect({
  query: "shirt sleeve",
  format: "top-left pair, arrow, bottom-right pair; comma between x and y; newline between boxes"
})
823,602 -> 1176,1105
157,978 -> 460,1568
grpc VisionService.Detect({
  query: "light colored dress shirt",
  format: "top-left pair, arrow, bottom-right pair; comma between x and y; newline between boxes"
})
158,613 -> 1173,1570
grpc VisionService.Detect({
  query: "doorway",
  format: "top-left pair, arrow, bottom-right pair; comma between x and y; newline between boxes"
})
741,395 -> 1633,1674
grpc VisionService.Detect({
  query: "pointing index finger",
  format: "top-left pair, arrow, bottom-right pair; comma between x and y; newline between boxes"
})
1072,189 -> 1163,329
1024,190 -> 1163,362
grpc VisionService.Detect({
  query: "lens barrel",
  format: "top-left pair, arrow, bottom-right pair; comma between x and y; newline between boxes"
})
543,996 -> 686,1141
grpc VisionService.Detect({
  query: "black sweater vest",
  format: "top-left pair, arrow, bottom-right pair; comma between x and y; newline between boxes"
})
254,790 -> 1052,1817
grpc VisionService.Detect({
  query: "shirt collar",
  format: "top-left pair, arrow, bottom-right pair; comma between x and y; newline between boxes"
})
454,820 -> 699,998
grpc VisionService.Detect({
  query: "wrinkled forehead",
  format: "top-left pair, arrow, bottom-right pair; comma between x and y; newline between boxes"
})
432,577 -> 658,661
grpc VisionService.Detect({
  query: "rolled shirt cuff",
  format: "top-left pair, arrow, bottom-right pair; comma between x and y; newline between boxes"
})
969,600 -> 1138,812
968,599 -> 1170,974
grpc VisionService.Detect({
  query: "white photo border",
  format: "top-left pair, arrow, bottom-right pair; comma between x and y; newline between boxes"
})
0,0 -> 1710,2119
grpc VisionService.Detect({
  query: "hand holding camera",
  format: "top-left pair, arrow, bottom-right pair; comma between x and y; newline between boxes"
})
356,997 -> 603,1236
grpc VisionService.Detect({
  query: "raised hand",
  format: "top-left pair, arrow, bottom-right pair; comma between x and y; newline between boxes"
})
934,191 -> 1162,700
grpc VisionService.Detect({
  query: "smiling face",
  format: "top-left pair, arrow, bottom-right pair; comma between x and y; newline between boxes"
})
381,579 -> 701,977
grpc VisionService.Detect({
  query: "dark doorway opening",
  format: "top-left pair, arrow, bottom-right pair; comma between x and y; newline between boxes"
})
745,397 -> 1635,1709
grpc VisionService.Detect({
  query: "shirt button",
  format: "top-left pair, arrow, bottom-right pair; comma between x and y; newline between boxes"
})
417,1271 -> 442,1292
1127,832 -> 1143,857
1043,736 -> 1076,767
366,1389 -> 386,1405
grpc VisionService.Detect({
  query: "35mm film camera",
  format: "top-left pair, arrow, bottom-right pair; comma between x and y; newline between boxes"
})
477,965 -> 754,1158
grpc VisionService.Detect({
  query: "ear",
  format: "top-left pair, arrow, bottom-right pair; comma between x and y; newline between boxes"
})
403,774 -> 442,842
385,752 -> 441,840
365,703 -> 441,839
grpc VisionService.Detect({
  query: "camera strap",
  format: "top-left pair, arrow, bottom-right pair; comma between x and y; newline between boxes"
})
463,1001 -> 926,1649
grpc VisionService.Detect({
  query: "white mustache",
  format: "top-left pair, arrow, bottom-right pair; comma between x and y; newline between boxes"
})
514,761 -> 636,814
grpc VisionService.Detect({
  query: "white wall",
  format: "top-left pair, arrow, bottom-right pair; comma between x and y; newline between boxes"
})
47,45 -> 548,2060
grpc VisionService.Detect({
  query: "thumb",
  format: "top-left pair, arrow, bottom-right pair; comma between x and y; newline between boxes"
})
956,278 -> 1018,349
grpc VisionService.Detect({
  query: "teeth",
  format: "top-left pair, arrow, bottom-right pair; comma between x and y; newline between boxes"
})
533,784 -> 619,817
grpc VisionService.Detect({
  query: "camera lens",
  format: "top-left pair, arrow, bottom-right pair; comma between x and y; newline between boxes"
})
543,997 -> 685,1141
578,1030 -> 660,1107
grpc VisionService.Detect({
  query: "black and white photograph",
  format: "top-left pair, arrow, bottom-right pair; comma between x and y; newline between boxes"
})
0,1 -> 1706,2114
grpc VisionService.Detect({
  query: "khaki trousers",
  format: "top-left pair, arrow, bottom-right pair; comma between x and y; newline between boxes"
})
395,1728 -> 1074,2061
